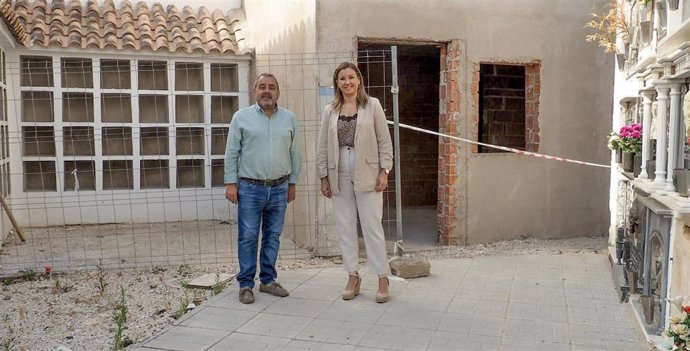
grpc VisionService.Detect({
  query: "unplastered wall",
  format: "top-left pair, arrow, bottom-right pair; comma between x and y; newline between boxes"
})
316,0 -> 613,243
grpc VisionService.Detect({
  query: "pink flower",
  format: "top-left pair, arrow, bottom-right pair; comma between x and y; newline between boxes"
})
631,131 -> 641,139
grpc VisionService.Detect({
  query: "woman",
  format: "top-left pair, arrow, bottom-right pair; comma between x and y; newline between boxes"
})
316,62 -> 393,303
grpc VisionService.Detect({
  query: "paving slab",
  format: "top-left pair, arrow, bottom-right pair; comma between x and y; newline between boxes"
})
137,252 -> 652,351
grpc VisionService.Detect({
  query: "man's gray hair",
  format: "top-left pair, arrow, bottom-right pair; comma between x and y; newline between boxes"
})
253,73 -> 280,90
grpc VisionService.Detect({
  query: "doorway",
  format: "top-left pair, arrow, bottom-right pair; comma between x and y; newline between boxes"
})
357,42 -> 441,249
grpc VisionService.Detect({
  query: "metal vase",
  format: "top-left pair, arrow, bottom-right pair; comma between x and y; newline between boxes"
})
622,152 -> 635,173
673,169 -> 690,196
633,154 -> 642,177
640,295 -> 655,324
669,0 -> 680,11
615,148 -> 622,163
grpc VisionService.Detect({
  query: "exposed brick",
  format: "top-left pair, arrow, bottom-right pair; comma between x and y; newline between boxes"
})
504,97 -> 526,111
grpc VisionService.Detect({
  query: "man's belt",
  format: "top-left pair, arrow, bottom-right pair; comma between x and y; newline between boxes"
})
239,175 -> 289,187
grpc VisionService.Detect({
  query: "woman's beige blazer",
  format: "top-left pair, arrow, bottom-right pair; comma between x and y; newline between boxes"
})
316,97 -> 393,195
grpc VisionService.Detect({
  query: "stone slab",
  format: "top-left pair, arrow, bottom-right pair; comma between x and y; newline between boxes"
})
187,273 -> 235,289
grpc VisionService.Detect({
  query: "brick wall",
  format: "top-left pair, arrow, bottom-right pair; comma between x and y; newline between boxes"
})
359,48 -> 439,207
525,62 -> 541,152
397,54 -> 439,206
478,64 -> 525,152
438,40 -> 461,245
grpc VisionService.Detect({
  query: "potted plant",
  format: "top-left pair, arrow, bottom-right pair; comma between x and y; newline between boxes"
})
619,123 -> 642,173
655,297 -> 690,350
608,131 -> 623,163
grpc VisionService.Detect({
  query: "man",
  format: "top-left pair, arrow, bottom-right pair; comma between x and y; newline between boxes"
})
224,73 -> 300,304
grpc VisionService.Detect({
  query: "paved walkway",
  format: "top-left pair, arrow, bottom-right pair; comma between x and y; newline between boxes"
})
138,253 -> 650,351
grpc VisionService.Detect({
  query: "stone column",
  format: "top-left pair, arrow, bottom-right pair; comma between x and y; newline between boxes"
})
654,85 -> 670,188
639,90 -> 654,179
666,84 -> 682,190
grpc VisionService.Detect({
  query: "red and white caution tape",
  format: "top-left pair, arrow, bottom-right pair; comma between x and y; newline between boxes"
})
388,121 -> 611,169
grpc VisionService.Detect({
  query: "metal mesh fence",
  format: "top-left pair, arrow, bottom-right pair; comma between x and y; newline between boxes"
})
0,48 -> 415,276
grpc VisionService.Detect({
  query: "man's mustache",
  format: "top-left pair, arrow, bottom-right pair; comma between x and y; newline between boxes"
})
260,93 -> 273,99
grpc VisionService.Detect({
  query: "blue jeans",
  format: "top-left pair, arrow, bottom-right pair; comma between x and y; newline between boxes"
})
236,179 -> 288,288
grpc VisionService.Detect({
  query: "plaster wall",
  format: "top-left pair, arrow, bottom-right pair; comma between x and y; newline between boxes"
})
316,0 -> 614,243
0,26 -> 18,243
671,220 -> 690,305
243,0 -> 338,254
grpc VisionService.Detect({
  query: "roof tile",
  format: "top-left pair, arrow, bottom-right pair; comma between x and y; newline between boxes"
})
0,0 -> 29,45
13,0 -> 247,54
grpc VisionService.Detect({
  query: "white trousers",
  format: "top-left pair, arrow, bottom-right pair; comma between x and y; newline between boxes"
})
332,146 -> 389,276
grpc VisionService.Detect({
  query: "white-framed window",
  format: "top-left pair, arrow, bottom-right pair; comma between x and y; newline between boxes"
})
18,54 -> 247,193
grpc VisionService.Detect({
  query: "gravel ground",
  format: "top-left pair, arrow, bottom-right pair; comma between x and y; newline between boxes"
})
0,236 -> 608,350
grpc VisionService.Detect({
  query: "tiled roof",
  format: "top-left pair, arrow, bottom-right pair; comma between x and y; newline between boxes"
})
13,0 -> 249,54
0,0 -> 29,45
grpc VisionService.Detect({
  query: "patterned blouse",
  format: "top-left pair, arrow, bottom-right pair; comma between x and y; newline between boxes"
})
337,114 -> 357,147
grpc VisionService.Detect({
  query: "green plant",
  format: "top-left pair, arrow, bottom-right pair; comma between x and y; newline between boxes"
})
96,259 -> 108,294
52,277 -> 73,294
585,0 -> 629,53
2,277 -> 13,286
113,286 -> 128,350
177,264 -> 192,277
0,336 -> 16,351
172,280 -> 206,319
173,281 -> 191,320
619,123 -> 642,152
1,324 -> 16,351
152,266 -> 166,274
212,273 -> 224,296
23,269 -> 37,282
607,131 -> 622,150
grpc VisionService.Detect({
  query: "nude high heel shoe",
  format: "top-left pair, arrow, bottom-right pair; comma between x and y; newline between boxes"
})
376,276 -> 390,303
342,273 -> 361,300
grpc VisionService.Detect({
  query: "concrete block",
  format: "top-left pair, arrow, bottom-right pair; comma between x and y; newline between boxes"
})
389,255 -> 431,279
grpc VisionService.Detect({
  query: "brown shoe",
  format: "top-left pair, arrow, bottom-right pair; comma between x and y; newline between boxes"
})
239,287 -> 254,304
376,276 -> 390,303
259,282 -> 289,297
342,274 -> 361,300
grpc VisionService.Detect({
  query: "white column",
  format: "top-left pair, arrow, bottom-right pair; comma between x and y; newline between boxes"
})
666,84 -> 682,190
639,90 -> 654,179
654,85 -> 670,188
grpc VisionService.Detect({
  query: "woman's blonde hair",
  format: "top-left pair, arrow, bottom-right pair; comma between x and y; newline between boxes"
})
331,62 -> 368,111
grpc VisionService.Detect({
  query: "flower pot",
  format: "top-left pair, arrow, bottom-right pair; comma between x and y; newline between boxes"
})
669,0 -> 679,11
615,148 -> 623,163
626,270 -> 639,294
622,151 -> 635,172
633,154 -> 642,177
673,169 -> 690,196
640,294 -> 655,325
